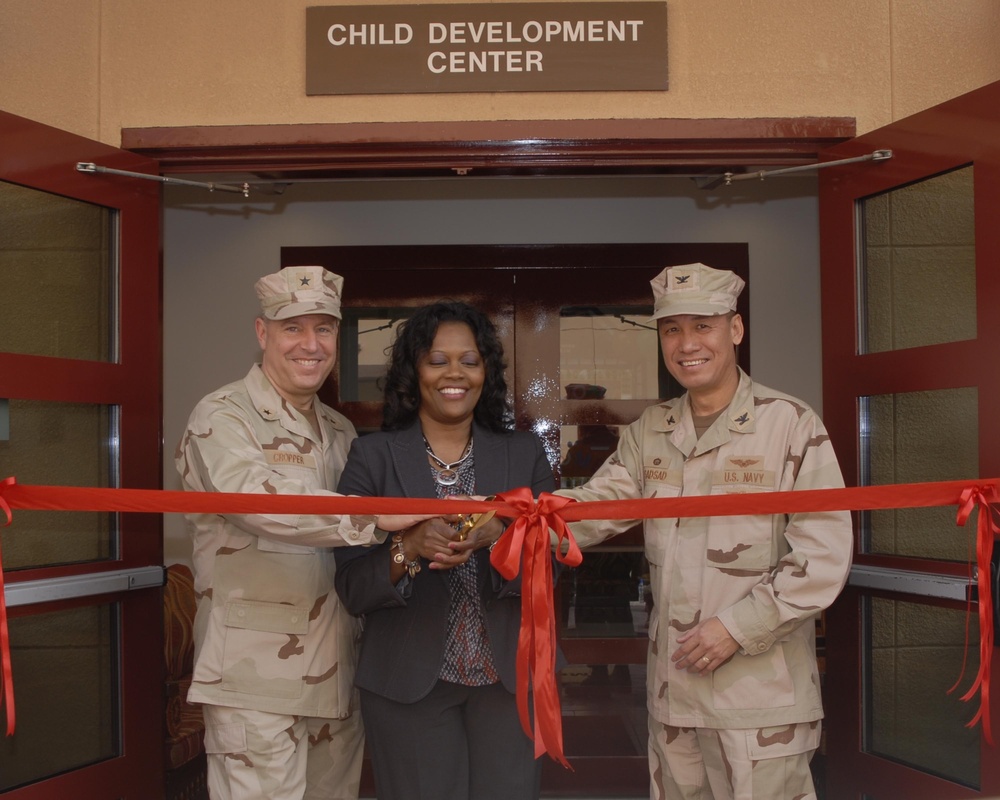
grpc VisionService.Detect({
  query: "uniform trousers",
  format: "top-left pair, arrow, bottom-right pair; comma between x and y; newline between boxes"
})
648,717 -> 819,800
360,680 -> 542,800
202,704 -> 365,800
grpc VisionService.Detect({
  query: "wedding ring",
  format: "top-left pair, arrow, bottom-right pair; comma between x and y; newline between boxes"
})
701,656 -> 711,664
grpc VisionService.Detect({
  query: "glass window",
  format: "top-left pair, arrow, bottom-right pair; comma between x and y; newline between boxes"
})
0,180 -> 116,362
0,399 -> 117,569
0,604 -> 119,790
560,307 -> 664,401
559,424 -> 621,488
866,597 -> 979,787
859,166 -> 975,354
860,387 -> 977,559
338,310 -> 407,402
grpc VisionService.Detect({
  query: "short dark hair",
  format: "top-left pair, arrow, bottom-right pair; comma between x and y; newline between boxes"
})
381,301 -> 512,433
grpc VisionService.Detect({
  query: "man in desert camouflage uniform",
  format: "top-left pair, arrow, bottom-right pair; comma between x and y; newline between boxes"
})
176,266 -> 424,800
556,263 -> 853,800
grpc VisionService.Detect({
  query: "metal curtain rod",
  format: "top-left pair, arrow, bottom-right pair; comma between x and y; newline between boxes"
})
76,162 -> 251,196
723,149 -> 893,185
77,149 -> 893,195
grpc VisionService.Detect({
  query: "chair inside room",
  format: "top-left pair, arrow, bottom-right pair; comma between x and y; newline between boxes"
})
164,563 -> 208,800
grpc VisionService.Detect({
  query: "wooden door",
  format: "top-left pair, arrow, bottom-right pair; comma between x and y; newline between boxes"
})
284,242 -> 748,796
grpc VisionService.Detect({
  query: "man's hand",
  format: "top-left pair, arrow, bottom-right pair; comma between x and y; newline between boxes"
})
672,616 -> 740,674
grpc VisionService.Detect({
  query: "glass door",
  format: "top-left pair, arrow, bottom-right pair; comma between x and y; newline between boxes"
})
0,110 -> 163,798
819,81 -> 1000,799
285,242 -> 748,796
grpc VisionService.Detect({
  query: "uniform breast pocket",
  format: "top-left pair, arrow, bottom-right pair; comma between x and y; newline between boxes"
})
220,599 -> 310,699
642,469 -> 681,568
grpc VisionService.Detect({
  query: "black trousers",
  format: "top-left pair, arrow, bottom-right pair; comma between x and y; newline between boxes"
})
360,680 -> 542,800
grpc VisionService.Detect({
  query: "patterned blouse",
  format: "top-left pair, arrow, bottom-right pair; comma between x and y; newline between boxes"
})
434,446 -> 500,686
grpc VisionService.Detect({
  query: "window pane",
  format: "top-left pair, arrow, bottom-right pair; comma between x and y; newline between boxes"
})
0,180 -> 116,361
866,597 -> 979,788
0,399 -> 117,569
339,310 -> 408,402
860,166 -> 975,353
560,307 -> 663,401
861,387 -> 977,559
0,604 -> 119,790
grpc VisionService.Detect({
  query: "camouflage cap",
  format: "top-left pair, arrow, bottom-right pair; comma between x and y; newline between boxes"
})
649,263 -> 745,320
255,266 -> 344,320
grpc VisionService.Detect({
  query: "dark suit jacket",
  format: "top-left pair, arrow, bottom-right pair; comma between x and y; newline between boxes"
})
334,420 -> 557,703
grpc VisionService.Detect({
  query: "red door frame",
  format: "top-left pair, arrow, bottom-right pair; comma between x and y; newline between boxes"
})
819,81 -> 1000,798
0,110 -> 164,799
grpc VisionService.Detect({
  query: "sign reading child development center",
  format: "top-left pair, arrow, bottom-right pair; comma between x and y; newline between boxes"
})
306,3 -> 668,94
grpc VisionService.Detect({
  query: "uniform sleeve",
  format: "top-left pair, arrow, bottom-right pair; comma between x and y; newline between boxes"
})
716,411 -> 854,653
554,420 -> 645,549
176,400 -> 381,548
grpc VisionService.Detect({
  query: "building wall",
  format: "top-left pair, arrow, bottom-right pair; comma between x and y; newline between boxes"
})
2,0 -> 999,144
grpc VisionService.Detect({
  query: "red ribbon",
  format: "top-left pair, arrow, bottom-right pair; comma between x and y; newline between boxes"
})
0,477 -> 15,735
951,485 -> 1000,744
490,488 -> 582,767
2,476 -> 1000,751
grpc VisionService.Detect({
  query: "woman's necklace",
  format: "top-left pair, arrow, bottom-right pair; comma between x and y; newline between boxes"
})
424,436 -> 473,487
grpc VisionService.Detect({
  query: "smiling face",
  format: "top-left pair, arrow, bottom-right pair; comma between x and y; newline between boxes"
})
416,321 -> 485,429
658,312 -> 744,411
255,313 -> 339,409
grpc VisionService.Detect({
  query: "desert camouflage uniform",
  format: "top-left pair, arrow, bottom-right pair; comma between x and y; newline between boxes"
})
557,369 -> 852,799
176,364 -> 380,799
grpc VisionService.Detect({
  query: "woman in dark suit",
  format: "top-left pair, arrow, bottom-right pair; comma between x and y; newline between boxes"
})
334,301 -> 556,800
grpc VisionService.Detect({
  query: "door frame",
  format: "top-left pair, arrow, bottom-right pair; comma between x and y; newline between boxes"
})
122,116 -> 853,179
281,242 -> 749,797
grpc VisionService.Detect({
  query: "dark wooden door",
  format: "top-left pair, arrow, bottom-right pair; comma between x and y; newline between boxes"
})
284,242 -> 748,796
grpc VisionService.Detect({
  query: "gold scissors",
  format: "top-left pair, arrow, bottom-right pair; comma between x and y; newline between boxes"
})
453,496 -> 497,542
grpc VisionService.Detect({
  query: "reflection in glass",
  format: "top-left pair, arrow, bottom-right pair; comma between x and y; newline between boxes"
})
557,422 -> 649,759
0,400 -> 116,569
0,180 -> 116,361
866,597 -> 979,788
560,307 -> 660,401
338,310 -> 407,402
860,387 -> 977,559
559,424 -> 621,489
557,424 -> 646,638
0,604 -> 119,790
859,166 -> 975,353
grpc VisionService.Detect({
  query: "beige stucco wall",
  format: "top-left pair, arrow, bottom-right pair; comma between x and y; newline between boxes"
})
2,0 -> 999,145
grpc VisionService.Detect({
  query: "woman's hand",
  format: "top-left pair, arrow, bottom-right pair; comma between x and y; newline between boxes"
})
436,515 -> 507,564
375,513 -> 437,532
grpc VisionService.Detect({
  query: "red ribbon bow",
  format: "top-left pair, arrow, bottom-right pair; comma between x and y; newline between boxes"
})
951,484 -> 1000,745
489,488 -> 582,768
0,477 -> 16,735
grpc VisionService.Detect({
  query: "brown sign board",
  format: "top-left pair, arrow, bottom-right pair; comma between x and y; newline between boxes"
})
306,3 -> 668,95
